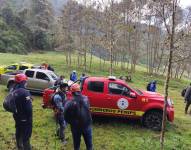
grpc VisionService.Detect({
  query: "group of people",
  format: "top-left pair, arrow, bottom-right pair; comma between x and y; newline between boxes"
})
70,70 -> 86,83
7,73 -> 93,150
55,71 -> 87,87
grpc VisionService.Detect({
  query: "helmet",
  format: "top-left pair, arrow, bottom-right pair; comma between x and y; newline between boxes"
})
70,83 -> 80,93
60,82 -> 68,89
15,74 -> 28,83
72,70 -> 76,73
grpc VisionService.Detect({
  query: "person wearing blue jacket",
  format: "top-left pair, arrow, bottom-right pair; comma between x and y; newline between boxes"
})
70,70 -> 78,82
53,82 -> 68,144
13,74 -> 33,150
150,80 -> 157,92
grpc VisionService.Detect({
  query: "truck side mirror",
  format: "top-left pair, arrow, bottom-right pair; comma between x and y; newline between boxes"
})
130,92 -> 136,98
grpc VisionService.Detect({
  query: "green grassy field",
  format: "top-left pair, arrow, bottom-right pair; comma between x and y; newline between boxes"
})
0,52 -> 191,150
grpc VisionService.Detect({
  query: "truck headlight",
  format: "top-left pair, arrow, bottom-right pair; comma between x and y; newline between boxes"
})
167,99 -> 174,107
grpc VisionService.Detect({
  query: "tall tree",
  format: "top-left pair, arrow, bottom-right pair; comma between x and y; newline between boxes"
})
31,0 -> 53,49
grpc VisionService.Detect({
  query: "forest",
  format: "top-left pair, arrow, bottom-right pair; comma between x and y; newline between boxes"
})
0,0 -> 191,78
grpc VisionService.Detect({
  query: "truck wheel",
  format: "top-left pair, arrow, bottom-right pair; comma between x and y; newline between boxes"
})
143,110 -> 162,131
7,82 -> 14,91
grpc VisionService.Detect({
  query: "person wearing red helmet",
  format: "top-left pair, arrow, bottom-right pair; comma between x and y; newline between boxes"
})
64,83 -> 93,150
15,73 -> 28,83
13,74 -> 33,150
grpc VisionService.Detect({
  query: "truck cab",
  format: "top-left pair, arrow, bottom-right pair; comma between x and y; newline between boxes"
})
0,62 -> 34,74
3,69 -> 58,93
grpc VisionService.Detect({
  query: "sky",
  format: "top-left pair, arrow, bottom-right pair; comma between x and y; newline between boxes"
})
179,0 -> 191,8
77,0 -> 191,9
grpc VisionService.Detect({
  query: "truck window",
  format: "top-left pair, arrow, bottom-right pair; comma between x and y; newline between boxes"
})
6,65 -> 17,70
88,81 -> 104,93
36,72 -> 49,81
109,83 -> 130,96
19,66 -> 29,70
25,70 -> 34,78
48,72 -> 57,80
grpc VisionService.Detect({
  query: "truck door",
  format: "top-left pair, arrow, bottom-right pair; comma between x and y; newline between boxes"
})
25,70 -> 35,89
33,71 -> 50,90
106,82 -> 137,116
83,81 -> 107,110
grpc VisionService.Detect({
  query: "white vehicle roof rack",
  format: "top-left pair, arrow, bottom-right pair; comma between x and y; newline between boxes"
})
108,76 -> 116,80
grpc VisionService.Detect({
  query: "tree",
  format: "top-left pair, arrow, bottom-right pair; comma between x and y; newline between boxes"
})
31,0 -> 53,50
153,0 -> 179,149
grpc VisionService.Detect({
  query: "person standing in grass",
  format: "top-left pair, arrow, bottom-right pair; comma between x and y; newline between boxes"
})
80,73 -> 86,83
13,74 -> 33,150
70,70 -> 78,82
147,80 -> 157,92
64,83 -> 93,150
53,82 -> 69,144
184,83 -> 191,114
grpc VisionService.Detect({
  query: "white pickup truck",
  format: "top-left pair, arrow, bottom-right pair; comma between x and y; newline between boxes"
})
0,69 -> 58,93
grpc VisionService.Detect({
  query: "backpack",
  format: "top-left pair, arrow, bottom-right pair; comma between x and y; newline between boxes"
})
147,83 -> 151,91
181,88 -> 187,97
3,90 -> 18,113
51,92 -> 66,108
64,96 -> 91,127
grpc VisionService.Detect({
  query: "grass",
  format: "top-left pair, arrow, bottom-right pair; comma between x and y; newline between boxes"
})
0,51 -> 191,150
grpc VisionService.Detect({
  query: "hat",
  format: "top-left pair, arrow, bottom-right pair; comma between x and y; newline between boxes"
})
15,74 -> 28,83
60,82 -> 68,89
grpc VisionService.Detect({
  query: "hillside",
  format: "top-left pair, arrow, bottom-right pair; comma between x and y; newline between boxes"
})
0,52 -> 191,150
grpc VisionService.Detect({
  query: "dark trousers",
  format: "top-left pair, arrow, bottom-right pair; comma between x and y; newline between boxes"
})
56,113 -> 66,141
71,125 -> 93,150
185,100 -> 191,114
16,123 -> 32,150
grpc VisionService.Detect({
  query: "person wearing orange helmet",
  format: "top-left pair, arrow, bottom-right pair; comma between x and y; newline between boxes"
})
13,74 -> 33,150
64,83 -> 93,150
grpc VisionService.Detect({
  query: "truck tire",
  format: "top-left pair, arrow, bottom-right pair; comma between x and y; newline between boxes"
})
7,81 -> 15,91
143,110 -> 162,131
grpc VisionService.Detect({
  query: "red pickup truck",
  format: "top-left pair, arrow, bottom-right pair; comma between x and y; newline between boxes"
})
42,76 -> 174,131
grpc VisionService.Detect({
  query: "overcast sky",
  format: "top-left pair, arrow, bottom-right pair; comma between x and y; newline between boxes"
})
180,0 -> 191,8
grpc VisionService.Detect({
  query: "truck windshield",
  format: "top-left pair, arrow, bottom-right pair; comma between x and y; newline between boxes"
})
130,85 -> 143,95
134,89 -> 143,95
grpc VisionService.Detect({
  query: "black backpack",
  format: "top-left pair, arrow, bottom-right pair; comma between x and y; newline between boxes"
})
64,96 -> 91,127
3,90 -> 18,113
181,88 -> 187,97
